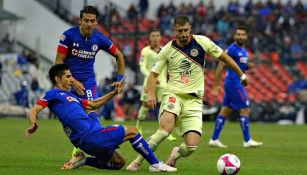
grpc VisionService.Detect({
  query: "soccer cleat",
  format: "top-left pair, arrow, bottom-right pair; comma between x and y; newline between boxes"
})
126,161 -> 141,171
166,134 -> 177,141
209,139 -> 228,148
149,162 -> 177,172
61,152 -> 86,170
243,139 -> 263,148
166,147 -> 179,167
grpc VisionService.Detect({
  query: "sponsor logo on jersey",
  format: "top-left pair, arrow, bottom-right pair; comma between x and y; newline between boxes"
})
60,34 -> 66,41
91,44 -> 98,51
71,49 -> 96,59
73,42 -> 79,47
239,57 -> 248,63
190,49 -> 199,57
66,96 -> 80,104
168,97 -> 176,103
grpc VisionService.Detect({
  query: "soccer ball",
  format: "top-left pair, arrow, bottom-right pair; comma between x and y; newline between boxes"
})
217,153 -> 241,175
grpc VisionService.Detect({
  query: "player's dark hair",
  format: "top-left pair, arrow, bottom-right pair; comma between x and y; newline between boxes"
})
49,64 -> 70,86
149,28 -> 160,35
80,5 -> 99,19
236,25 -> 247,32
173,15 -> 190,26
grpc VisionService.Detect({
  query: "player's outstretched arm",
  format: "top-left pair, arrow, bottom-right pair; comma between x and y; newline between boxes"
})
86,78 -> 126,110
218,51 -> 248,86
24,104 -> 44,137
213,61 -> 226,96
113,49 -> 125,81
147,72 -> 159,109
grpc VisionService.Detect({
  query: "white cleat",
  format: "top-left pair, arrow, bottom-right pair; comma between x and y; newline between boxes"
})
126,161 -> 141,171
166,147 -> 179,167
243,139 -> 263,148
149,162 -> 177,172
61,152 -> 86,170
209,139 -> 228,148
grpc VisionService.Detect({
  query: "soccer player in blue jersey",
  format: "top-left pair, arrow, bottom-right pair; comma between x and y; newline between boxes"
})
209,26 -> 263,148
24,64 -> 176,172
55,5 -> 125,164
56,5 -> 124,99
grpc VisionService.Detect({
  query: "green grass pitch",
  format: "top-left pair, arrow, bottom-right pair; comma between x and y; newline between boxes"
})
1,118 -> 306,175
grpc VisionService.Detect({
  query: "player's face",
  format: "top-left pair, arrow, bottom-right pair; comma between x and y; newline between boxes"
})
80,13 -> 98,36
58,70 -> 73,90
149,31 -> 161,47
234,29 -> 247,46
174,23 -> 191,46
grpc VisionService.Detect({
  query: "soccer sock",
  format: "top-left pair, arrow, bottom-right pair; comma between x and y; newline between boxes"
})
211,114 -> 226,140
134,129 -> 169,164
239,116 -> 251,142
85,157 -> 117,169
174,143 -> 198,160
130,133 -> 159,165
136,106 -> 149,130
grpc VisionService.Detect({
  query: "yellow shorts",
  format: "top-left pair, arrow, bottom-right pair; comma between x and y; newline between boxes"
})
140,86 -> 164,103
159,92 -> 203,136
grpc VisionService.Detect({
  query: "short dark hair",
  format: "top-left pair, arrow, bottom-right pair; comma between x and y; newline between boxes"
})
49,64 -> 70,86
173,15 -> 190,26
80,5 -> 99,19
236,25 -> 247,32
149,28 -> 160,35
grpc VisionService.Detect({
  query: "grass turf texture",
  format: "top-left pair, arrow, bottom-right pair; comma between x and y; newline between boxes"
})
0,118 -> 306,175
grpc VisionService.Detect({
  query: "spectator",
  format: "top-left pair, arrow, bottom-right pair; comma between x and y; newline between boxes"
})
14,80 -> 29,108
121,82 -> 140,119
98,78 -> 115,120
0,61 -> 2,86
127,4 -> 138,20
138,0 -> 149,19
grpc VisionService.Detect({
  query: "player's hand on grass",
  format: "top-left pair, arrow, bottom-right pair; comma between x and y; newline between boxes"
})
72,79 -> 85,95
148,95 -> 157,109
24,122 -> 38,137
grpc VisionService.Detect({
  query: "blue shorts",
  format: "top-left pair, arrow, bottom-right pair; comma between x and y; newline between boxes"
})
72,78 -> 98,100
79,125 -> 125,163
222,85 -> 249,110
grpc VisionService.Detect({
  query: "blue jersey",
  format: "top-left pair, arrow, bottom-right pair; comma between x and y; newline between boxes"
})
57,26 -> 116,82
222,43 -> 249,109
224,43 -> 248,87
36,88 -> 102,145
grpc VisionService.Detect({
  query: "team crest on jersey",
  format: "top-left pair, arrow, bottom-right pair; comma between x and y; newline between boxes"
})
168,97 -> 176,103
167,103 -> 174,110
190,49 -> 199,57
91,44 -> 98,51
60,34 -> 66,41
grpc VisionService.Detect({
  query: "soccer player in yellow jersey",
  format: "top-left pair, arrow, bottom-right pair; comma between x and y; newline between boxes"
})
136,28 -> 177,141
127,15 -> 248,171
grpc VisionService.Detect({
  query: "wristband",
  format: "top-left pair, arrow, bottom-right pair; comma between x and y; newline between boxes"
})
117,74 -> 124,81
240,74 -> 247,81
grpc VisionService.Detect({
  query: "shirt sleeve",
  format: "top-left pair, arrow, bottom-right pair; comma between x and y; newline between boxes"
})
57,30 -> 72,55
98,34 -> 117,56
81,99 -> 88,109
35,91 -> 53,108
151,45 -> 168,75
139,48 -> 150,77
195,35 -> 223,59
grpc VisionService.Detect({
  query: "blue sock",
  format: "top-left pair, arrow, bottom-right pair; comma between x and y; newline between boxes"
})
85,157 -> 117,169
130,133 -> 159,165
240,116 -> 251,142
212,114 -> 226,140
